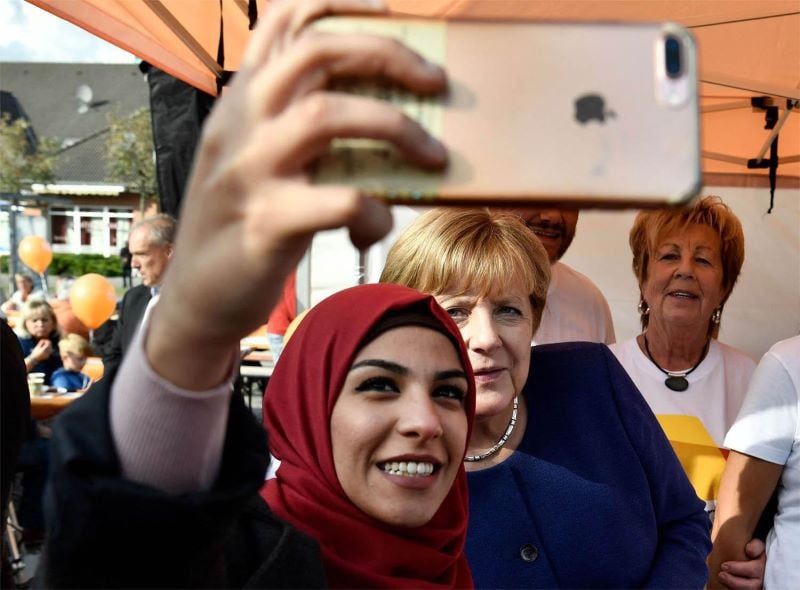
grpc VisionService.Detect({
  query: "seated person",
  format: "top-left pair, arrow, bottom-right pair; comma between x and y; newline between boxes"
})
12,302 -> 57,537
51,334 -> 92,391
15,300 -> 61,384
2,273 -> 44,316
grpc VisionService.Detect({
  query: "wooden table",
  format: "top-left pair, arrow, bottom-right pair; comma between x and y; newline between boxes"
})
31,392 -> 83,420
29,358 -> 100,420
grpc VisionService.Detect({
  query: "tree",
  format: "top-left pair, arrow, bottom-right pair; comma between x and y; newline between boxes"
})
105,107 -> 157,213
0,113 -> 58,193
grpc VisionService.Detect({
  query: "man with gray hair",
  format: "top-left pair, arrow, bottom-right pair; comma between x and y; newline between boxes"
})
103,214 -> 176,379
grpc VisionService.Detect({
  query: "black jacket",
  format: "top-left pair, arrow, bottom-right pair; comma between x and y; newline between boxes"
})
102,285 -> 151,379
39,376 -> 326,589
1,320 -> 32,517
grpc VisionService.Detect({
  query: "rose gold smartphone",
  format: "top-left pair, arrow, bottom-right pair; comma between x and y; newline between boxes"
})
310,17 -> 700,209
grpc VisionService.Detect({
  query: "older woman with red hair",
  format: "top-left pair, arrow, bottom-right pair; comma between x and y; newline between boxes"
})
609,195 -> 765,587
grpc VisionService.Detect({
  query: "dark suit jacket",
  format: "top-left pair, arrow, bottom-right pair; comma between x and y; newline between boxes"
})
102,285 -> 151,379
1,321 -> 32,517
40,374 -> 326,589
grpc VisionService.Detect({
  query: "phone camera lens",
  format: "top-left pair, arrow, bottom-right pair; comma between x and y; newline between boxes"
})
664,36 -> 682,78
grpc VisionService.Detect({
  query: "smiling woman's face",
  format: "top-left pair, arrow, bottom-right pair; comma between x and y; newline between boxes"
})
331,325 -> 469,528
642,223 -> 725,331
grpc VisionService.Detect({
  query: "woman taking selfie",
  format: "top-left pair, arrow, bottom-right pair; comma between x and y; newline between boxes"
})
44,285 -> 474,588
261,283 -> 474,587
40,0 -> 474,587
381,208 -> 711,588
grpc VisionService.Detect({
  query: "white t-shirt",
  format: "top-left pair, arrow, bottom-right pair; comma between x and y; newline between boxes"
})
533,262 -> 615,345
3,288 -> 44,309
724,335 -> 800,590
610,337 -> 755,516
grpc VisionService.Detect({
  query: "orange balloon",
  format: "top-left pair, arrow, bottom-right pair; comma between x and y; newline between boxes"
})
18,235 -> 53,274
69,274 -> 117,330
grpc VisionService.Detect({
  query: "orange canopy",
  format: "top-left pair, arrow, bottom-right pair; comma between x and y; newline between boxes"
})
27,0 -> 800,185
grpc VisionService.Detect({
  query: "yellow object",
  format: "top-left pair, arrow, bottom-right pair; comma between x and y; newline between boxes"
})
656,414 -> 727,501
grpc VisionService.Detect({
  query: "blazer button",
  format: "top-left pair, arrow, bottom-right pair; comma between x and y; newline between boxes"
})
519,544 -> 539,562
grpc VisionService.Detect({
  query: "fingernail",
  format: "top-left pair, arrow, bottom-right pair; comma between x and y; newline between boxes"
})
423,59 -> 445,77
425,134 -> 447,161
360,0 -> 386,9
721,564 -> 729,571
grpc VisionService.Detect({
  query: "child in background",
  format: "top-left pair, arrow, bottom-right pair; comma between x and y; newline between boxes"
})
51,334 -> 92,391
17,300 -> 61,383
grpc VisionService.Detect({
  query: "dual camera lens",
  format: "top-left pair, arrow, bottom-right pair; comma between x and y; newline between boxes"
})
664,36 -> 682,79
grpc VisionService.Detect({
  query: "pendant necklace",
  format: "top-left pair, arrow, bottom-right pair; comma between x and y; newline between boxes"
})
643,334 -> 709,392
464,395 -> 518,462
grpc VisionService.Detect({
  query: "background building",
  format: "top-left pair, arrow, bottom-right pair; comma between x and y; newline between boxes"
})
1,62 -> 151,259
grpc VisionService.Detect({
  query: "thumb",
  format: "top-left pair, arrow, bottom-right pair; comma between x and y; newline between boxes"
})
744,538 -> 766,559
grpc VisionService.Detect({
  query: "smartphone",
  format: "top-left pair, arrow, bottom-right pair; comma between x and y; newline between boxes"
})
310,17 -> 700,208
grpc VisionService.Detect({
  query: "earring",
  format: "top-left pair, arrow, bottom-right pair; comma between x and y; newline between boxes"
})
637,299 -> 650,316
711,307 -> 722,324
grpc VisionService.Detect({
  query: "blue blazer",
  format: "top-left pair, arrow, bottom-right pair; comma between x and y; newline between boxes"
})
467,342 -> 710,589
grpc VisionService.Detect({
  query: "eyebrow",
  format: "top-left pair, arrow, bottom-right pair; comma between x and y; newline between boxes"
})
350,359 -> 408,374
349,360 -> 468,382
658,242 -> 715,252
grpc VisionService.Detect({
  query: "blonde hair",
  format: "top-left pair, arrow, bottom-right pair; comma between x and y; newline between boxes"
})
21,299 -> 58,327
58,333 -> 92,357
629,195 -> 745,336
20,300 -> 57,335
380,208 -> 551,332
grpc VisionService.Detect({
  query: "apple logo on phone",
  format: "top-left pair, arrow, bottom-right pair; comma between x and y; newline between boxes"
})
574,94 -> 616,124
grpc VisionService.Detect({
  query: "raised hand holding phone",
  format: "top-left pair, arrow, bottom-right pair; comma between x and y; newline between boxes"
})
145,0 -> 449,390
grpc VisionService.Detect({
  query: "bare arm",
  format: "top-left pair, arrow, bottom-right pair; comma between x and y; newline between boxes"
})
708,451 -> 783,589
24,338 -> 53,371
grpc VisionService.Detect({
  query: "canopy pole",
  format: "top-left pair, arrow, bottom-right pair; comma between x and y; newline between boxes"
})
754,99 -> 797,162
144,0 -> 224,77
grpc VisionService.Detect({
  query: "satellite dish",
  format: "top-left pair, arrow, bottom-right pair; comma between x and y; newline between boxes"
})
76,84 -> 93,114
75,84 -> 110,114
76,84 -> 93,103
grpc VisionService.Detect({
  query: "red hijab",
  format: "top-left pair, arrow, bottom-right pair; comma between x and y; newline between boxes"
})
261,284 -> 474,588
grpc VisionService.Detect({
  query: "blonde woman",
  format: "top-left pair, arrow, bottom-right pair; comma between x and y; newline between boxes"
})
381,208 -> 710,588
